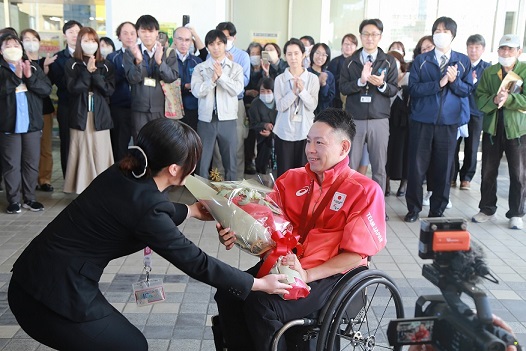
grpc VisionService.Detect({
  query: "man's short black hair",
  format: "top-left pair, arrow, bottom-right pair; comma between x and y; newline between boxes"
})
205,29 -> 227,46
314,108 -> 356,142
300,35 -> 315,46
359,19 -> 383,34
62,20 -> 82,34
216,22 -> 237,37
466,34 -> 485,47
432,16 -> 457,39
135,15 -> 159,31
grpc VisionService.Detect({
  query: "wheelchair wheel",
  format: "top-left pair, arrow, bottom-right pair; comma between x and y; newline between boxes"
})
317,275 -> 404,351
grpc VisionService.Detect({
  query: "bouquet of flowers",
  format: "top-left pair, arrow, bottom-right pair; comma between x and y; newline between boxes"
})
185,175 -> 310,300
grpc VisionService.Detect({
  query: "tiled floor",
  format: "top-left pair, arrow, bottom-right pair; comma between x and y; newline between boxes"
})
0,147 -> 524,350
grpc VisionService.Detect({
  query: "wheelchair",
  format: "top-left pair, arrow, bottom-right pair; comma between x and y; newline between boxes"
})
213,264 -> 404,351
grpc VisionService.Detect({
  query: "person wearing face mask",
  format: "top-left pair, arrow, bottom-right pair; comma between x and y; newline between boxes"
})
244,42 -> 264,175
99,37 -> 115,59
48,20 -> 83,178
472,34 -> 526,230
107,21 -> 137,162
403,17 -> 473,223
248,77 -> 277,180
214,22 -> 251,180
63,27 -> 115,194
20,29 -> 56,194
300,35 -> 315,69
0,32 -> 52,214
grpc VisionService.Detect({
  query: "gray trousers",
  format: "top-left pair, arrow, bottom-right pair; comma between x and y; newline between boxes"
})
197,114 -> 238,181
0,131 -> 41,204
131,111 -> 164,142
212,100 -> 247,180
349,119 -> 389,192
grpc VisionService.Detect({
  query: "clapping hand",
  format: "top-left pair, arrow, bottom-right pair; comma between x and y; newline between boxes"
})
368,71 -> 385,87
212,61 -> 222,82
494,87 -> 509,109
360,61 -> 373,84
22,60 -> 33,78
446,64 -> 458,83
87,56 -> 97,73
154,41 -> 164,65
319,72 -> 328,86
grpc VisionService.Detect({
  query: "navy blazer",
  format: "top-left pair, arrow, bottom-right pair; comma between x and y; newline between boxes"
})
11,165 -> 253,322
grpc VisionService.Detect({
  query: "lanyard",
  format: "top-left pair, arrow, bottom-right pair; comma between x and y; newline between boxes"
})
297,168 -> 350,244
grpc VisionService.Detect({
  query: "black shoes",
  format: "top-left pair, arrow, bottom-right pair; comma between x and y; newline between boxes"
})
36,184 -> 54,192
404,211 -> 419,223
244,163 -> 256,175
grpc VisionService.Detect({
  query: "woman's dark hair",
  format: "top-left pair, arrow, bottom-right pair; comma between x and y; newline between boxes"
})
413,35 -> 433,59
20,29 -> 41,41
388,41 -> 405,57
73,27 -> 102,62
135,15 -> 159,31
284,38 -> 305,54
341,33 -> 358,46
264,42 -> 282,58
0,27 -> 18,37
119,119 -> 202,179
100,37 -> 116,51
310,43 -> 331,70
0,33 -> 26,60
314,108 -> 356,142
259,77 -> 274,91
246,42 -> 262,56
388,50 -> 407,73
205,29 -> 227,46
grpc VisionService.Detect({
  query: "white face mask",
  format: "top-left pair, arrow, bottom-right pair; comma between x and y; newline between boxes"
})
81,42 -> 98,56
250,55 -> 261,66
23,41 -> 40,53
188,45 -> 195,54
433,33 -> 452,50
226,39 -> 234,51
260,92 -> 274,104
2,47 -> 23,62
100,47 -> 112,58
498,55 -> 517,68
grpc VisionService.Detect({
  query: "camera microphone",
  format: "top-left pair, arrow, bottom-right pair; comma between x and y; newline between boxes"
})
448,241 -> 498,285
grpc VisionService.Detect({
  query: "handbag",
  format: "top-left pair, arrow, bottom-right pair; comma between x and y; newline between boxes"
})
160,48 -> 184,119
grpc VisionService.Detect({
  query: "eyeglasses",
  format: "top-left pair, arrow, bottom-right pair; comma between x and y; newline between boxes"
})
314,51 -> 328,57
361,32 -> 381,38
342,42 -> 356,47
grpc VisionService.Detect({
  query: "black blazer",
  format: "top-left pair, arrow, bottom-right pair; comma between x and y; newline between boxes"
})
11,165 -> 253,322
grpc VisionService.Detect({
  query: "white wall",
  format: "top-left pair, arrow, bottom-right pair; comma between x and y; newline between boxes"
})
106,0 -> 227,49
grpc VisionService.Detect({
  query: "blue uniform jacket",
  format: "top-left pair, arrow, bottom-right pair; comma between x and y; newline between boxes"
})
409,50 -> 473,126
178,54 -> 202,110
107,49 -> 132,108
469,60 -> 490,118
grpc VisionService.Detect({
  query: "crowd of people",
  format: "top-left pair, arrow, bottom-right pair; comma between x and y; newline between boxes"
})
1,15 -> 523,229
0,13 -> 524,351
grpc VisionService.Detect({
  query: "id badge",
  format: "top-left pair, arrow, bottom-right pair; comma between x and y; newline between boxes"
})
360,95 -> 372,103
144,77 -> 156,87
132,278 -> 166,306
15,84 -> 28,93
292,113 -> 303,122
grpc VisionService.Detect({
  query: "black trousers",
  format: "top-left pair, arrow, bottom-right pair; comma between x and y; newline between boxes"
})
406,121 -> 457,215
451,114 -> 483,182
214,263 -> 341,351
8,279 -> 148,351
255,135 -> 273,174
110,105 -> 132,162
275,136 -> 307,177
181,108 -> 199,132
479,115 -> 526,218
56,103 -> 70,178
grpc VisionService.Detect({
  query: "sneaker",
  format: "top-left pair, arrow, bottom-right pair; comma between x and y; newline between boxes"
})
446,199 -> 452,209
509,217 -> 523,230
6,202 -> 21,214
423,191 -> 432,206
472,212 -> 495,223
36,183 -> 54,192
460,181 -> 471,190
451,180 -> 457,188
23,200 -> 44,212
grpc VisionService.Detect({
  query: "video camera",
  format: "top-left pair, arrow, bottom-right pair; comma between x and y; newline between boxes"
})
387,218 -> 522,351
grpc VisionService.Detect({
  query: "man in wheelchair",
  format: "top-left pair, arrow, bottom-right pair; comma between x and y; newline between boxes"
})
215,108 -> 388,351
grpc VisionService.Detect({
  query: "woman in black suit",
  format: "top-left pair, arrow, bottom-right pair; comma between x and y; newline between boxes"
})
8,119 -> 290,351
